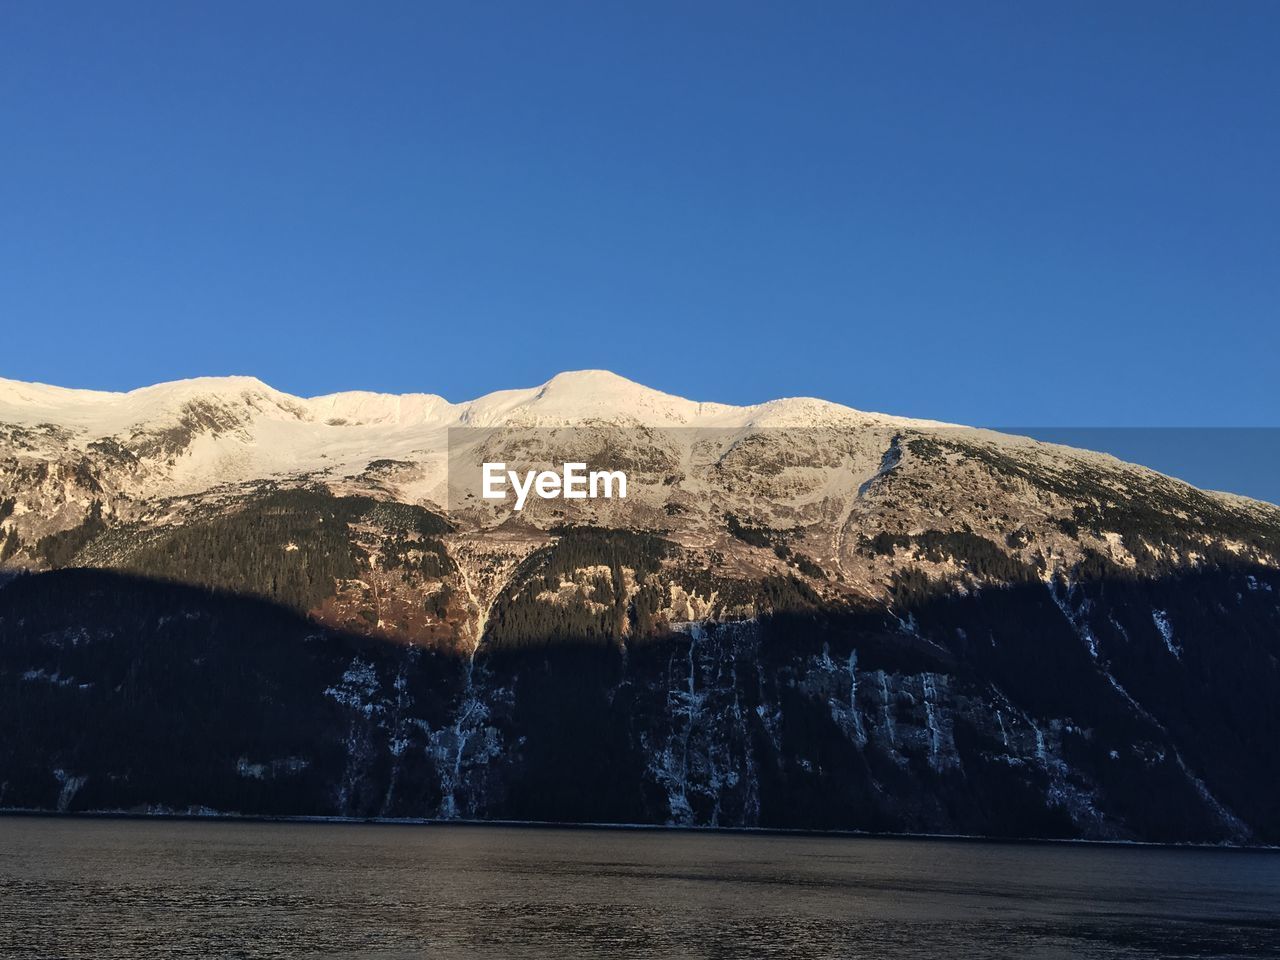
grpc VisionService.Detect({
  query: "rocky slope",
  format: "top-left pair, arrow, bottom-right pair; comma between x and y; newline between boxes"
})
1,371 -> 1278,843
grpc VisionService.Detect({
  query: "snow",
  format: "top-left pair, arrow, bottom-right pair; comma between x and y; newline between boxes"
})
648,620 -> 763,826
6,368 -> 1269,536
1152,609 -> 1180,658
22,668 -> 75,686
427,659 -> 506,820
877,672 -> 899,752
1172,751 -> 1250,841
324,659 -> 383,715
0,370 -> 953,503
1048,581 -> 1100,660
922,674 -> 944,771
52,768 -> 87,812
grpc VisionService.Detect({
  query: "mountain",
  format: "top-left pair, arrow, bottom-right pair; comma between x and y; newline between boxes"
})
1,371 -> 1278,843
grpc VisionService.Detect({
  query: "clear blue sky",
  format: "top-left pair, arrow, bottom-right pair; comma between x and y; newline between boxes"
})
3,1 -> 1278,426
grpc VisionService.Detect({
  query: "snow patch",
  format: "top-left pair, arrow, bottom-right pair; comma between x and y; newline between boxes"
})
1152,609 -> 1180,658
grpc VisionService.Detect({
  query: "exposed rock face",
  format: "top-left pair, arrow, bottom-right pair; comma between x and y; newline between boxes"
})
1,372 -> 1278,843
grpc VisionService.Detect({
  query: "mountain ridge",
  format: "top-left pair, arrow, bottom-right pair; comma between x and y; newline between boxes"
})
8,368 -> 1273,518
0,369 -> 952,430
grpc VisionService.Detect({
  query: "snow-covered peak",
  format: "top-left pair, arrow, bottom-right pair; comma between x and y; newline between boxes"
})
456,369 -> 724,427
0,369 -> 948,435
127,375 -> 277,401
0,376 -> 123,409
3,369 -> 1270,531
542,369 -> 645,392
735,396 -> 949,430
0,375 -> 306,434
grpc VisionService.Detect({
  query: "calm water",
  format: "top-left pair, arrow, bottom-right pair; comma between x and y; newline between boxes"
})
1,818 -> 1278,959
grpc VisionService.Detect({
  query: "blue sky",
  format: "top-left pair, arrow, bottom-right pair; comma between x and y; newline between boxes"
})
3,1 -> 1278,427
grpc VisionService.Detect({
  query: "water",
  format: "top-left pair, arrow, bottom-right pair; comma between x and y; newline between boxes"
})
1,817 -> 1278,959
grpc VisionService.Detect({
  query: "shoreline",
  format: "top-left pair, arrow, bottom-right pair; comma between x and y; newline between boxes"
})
3,807 -> 1277,854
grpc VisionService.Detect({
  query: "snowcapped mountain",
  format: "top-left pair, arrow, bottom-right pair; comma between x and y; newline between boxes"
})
0,369 -> 945,498
0,368 -> 933,430
3,369 -> 1275,602
1,371 -> 1279,844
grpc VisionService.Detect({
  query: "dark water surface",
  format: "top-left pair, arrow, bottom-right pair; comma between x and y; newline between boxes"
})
1,817 -> 1277,959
